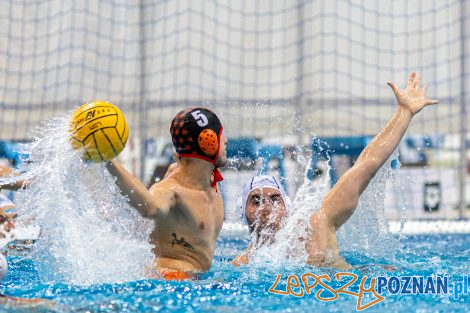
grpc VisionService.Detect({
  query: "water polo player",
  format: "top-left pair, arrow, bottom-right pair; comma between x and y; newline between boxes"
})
233,73 -> 439,269
107,107 -> 227,280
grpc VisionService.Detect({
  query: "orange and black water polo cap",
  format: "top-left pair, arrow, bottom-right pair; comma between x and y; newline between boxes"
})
170,107 -> 223,165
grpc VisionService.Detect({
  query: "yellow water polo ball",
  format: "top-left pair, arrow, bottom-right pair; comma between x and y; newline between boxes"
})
69,101 -> 129,162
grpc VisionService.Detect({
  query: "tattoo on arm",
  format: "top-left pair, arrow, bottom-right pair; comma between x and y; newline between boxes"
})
170,233 -> 194,250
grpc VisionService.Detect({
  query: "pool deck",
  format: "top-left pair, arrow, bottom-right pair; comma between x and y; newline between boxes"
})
8,220 -> 470,244
388,220 -> 470,235
220,220 -> 470,238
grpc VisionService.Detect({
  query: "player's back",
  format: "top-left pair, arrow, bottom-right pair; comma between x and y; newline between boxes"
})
150,177 -> 224,273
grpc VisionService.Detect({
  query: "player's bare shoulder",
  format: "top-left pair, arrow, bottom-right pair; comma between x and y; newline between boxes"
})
151,175 -> 187,198
148,177 -> 178,217
149,175 -> 200,213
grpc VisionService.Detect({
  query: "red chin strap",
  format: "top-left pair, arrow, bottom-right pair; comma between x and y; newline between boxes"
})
211,168 -> 223,187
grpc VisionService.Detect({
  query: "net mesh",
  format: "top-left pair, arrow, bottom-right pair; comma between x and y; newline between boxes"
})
1,0 -> 469,219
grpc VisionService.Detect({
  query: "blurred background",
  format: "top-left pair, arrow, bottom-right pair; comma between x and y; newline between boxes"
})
1,0 -> 469,226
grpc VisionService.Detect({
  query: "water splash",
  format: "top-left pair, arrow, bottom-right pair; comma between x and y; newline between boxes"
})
336,151 -> 400,259
247,144 -> 328,266
1,117 -> 155,285
248,144 -> 400,267
250,179 -> 329,266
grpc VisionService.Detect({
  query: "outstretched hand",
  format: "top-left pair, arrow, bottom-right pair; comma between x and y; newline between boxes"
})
387,72 -> 439,116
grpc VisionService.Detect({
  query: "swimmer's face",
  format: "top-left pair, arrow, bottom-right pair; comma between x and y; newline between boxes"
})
245,187 -> 286,237
216,134 -> 228,167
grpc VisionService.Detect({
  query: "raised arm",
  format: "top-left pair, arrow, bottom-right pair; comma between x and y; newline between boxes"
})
106,160 -> 175,218
320,72 -> 438,230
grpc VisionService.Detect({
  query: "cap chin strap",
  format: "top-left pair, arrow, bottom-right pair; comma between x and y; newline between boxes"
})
211,168 -> 223,187
177,155 -> 223,188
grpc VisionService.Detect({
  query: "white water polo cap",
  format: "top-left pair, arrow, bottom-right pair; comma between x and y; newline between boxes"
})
0,254 -> 7,281
241,175 -> 288,222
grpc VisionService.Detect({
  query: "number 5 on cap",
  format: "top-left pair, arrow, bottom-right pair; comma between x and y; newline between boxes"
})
191,110 -> 208,127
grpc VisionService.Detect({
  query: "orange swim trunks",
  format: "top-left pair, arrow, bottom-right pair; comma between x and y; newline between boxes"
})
159,270 -> 197,281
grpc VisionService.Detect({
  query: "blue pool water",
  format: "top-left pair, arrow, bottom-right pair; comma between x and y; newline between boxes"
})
1,234 -> 469,312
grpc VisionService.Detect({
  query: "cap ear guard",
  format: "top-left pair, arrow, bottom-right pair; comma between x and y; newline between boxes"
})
198,129 -> 219,156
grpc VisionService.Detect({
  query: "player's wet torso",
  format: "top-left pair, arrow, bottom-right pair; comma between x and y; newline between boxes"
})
151,177 -> 224,273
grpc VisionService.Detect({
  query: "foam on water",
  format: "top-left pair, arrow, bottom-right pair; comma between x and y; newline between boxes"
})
1,117 -> 155,285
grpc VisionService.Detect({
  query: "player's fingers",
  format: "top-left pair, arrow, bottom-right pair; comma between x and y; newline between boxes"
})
425,99 -> 439,105
414,74 -> 421,89
387,81 -> 400,95
407,72 -> 416,88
